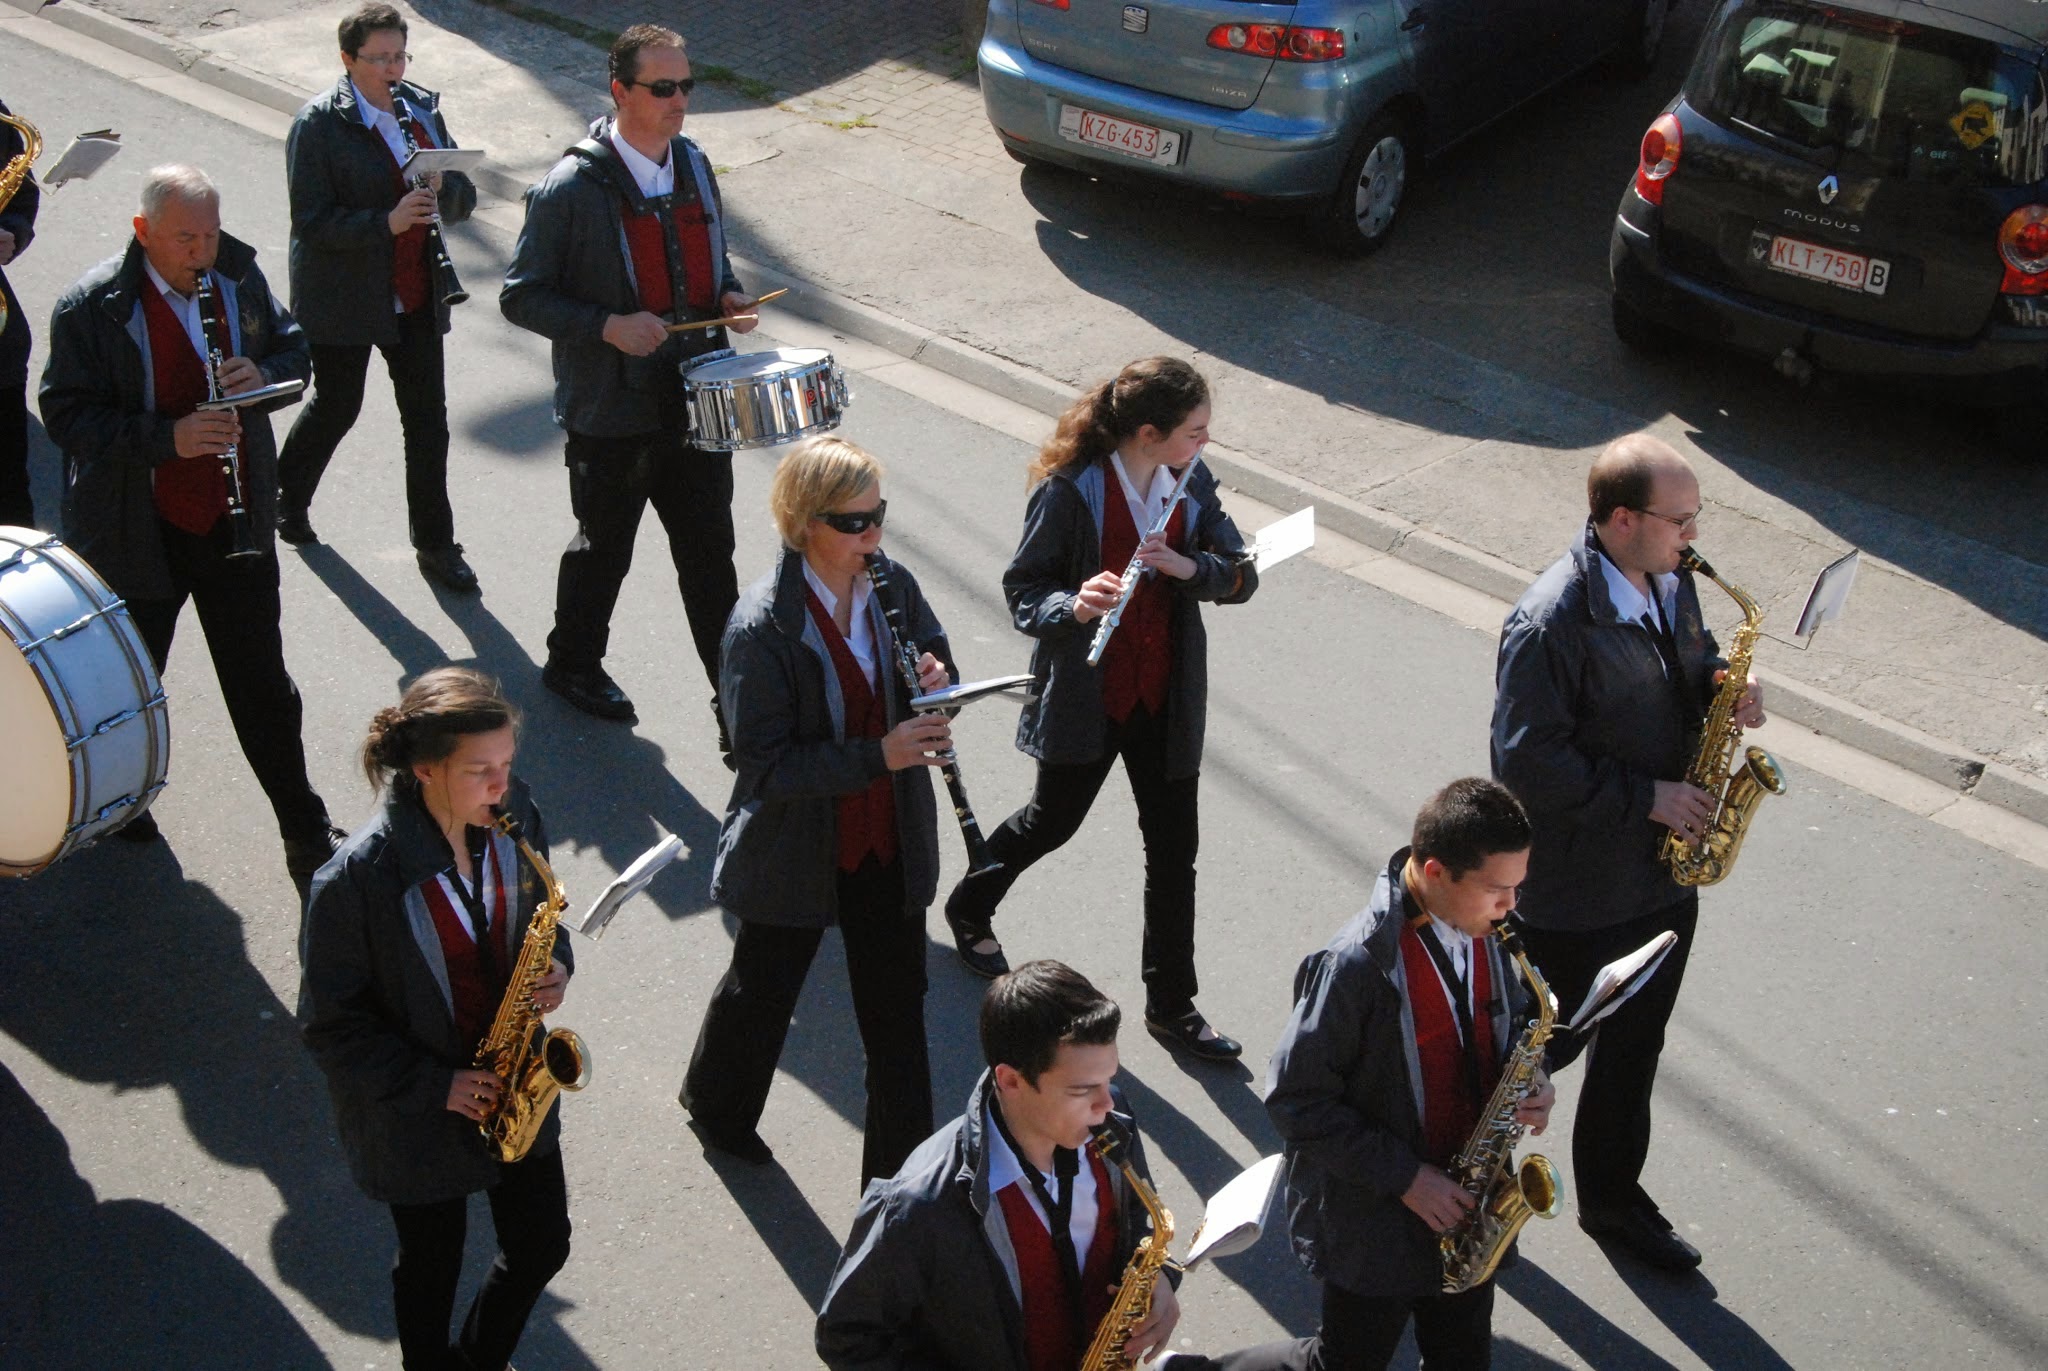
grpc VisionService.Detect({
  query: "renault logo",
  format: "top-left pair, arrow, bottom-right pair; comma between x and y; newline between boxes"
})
1122,5 -> 1149,33
1817,175 -> 1839,205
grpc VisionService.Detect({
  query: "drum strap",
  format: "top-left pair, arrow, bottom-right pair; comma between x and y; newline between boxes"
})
572,133 -> 719,323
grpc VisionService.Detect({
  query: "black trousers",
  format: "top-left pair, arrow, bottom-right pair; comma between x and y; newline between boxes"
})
548,426 -> 737,693
277,310 -> 455,549
1517,892 -> 1699,1215
126,519 -> 330,841
681,857 -> 933,1188
1204,1279 -> 1496,1371
946,703 -> 1201,1011
388,1143 -> 572,1371
1,272 -> 30,527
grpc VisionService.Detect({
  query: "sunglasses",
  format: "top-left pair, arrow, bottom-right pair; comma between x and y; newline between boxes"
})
622,76 -> 696,99
814,500 -> 887,535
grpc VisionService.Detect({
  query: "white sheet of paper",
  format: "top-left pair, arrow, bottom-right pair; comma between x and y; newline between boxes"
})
565,831 -> 685,939
42,132 -> 122,188
1251,506 -> 1315,572
1794,549 -> 1861,638
399,147 -> 485,178
1566,931 -> 1678,1035
1183,1154 -> 1285,1269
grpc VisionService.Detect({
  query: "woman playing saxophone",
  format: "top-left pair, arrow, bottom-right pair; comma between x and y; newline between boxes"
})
299,666 -> 572,1371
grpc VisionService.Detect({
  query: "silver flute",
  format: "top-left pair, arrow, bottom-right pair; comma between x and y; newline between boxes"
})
1085,454 -> 1203,667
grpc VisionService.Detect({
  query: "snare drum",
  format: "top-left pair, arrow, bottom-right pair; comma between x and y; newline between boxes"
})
0,527 -> 170,877
682,347 -> 850,451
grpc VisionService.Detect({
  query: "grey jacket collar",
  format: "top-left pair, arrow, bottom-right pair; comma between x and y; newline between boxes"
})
94,233 -> 258,326
330,73 -> 441,125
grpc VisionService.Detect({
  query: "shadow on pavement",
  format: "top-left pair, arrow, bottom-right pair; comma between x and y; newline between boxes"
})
1499,1256 -> 1685,1370
698,1149 -> 847,1311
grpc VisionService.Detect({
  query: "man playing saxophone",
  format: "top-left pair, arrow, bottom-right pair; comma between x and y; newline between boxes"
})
816,960 -> 1182,1370
1,94 -> 42,527
1489,433 -> 1763,1272
1224,779 -> 1553,1371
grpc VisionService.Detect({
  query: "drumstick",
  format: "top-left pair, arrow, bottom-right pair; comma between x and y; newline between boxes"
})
666,288 -> 789,333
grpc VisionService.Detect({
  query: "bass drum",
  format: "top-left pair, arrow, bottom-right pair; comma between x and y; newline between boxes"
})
682,347 -> 850,451
0,527 -> 170,877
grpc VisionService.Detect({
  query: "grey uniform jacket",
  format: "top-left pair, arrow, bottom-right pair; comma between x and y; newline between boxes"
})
711,546 -> 953,928
816,1073 -> 1166,1371
39,234 -> 308,599
298,778 -> 573,1206
285,77 -> 476,346
1004,457 -> 1257,779
499,117 -> 742,438
1490,522 -> 1721,932
1264,851 -> 1538,1299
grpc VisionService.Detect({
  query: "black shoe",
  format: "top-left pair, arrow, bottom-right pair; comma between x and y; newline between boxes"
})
416,544 -> 479,593
687,1115 -> 774,1165
1144,1005 -> 1243,1061
283,824 -> 347,883
1578,1204 -> 1703,1271
543,662 -> 636,722
114,809 -> 162,844
276,508 -> 318,545
944,912 -> 1009,979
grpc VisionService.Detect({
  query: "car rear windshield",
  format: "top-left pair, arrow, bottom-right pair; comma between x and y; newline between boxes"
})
1694,1 -> 2048,187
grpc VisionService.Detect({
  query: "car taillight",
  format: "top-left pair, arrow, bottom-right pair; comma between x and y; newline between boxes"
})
1634,113 -> 1682,206
1998,205 -> 2048,295
1206,24 -> 1346,61
1030,0 -> 1070,8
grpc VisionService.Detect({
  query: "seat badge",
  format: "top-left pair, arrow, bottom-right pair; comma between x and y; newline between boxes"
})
1817,174 -> 1839,205
1122,6 -> 1149,34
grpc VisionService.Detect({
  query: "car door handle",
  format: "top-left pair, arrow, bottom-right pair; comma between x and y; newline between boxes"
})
1400,7 -> 1427,31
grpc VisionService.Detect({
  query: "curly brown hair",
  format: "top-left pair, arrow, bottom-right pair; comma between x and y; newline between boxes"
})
1028,356 -> 1209,485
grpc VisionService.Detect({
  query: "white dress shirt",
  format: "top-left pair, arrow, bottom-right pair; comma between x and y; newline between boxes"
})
141,259 -> 211,361
1597,550 -> 1679,674
803,560 -> 879,688
986,1116 -> 1103,1262
351,79 -> 411,162
1110,450 -> 1181,536
611,127 -> 676,198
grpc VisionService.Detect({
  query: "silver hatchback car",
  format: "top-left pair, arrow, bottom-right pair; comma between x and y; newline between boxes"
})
977,0 -> 1678,251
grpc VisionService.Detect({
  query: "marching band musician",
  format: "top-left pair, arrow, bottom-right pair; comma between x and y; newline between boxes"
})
1224,779 -> 1554,1371
815,959 -> 1181,1371
681,435 -> 953,1187
1490,434 -> 1762,1271
501,22 -> 756,737
942,356 -> 1257,1062
276,2 -> 480,592
1,92 -> 41,527
37,164 -> 342,886
299,666 -> 573,1371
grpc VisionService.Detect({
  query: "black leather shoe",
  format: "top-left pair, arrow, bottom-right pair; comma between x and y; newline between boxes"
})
114,810 -> 162,844
1579,1205 -> 1703,1271
543,663 -> 636,722
416,544 -> 479,593
945,913 -> 1009,980
1145,1006 -> 1243,1061
687,1115 -> 774,1165
275,508 -> 318,545
283,824 -> 347,883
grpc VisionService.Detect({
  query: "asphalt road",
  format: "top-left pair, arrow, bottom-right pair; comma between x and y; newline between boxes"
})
2,36 -> 2044,1371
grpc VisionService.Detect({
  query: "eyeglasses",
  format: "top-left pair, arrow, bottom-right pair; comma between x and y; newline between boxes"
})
622,77 -> 697,99
355,51 -> 411,66
1633,507 -> 1700,533
814,501 -> 887,535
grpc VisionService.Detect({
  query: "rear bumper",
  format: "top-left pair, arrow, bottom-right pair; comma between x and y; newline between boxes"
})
977,28 -> 1353,204
1610,190 -> 2048,400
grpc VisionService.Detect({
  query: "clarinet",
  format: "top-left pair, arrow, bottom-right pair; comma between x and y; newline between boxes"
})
865,551 -> 1001,877
191,273 -> 263,561
397,97 -> 468,307
1086,453 -> 1203,667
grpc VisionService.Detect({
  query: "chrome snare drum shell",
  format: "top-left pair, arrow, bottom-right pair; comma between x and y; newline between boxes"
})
681,347 -> 850,452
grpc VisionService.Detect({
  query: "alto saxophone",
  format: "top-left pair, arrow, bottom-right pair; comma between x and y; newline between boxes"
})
1440,921 -> 1561,1294
1080,1120 -> 1176,1371
474,810 -> 590,1163
1662,550 -> 1787,887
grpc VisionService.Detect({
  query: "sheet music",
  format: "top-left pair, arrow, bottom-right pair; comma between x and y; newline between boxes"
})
42,131 -> 122,188
1794,549 -> 1861,639
1566,931 -> 1678,1035
1183,1154 -> 1285,1269
563,831 -> 685,939
1250,506 -> 1315,571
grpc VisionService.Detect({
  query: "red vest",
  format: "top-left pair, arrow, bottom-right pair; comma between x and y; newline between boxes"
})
1096,478 -> 1181,723
140,283 -> 234,534
378,109 -> 436,315
806,590 -> 898,873
612,138 -> 717,317
420,850 -> 512,1050
995,1147 -> 1121,1371
1400,921 -> 1500,1167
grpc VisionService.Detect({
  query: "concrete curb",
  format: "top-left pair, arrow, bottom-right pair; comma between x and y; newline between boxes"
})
40,0 -> 2048,832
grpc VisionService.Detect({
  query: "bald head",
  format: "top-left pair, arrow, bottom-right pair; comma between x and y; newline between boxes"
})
1588,433 -> 1693,527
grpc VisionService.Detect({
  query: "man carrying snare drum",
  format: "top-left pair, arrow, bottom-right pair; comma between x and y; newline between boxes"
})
500,23 -> 756,746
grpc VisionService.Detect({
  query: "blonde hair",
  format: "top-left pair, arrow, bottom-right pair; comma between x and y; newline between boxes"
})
769,435 -> 884,549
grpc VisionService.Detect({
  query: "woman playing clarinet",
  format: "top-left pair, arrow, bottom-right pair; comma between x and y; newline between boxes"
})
682,434 -> 956,1188
298,666 -> 572,1371
943,356 -> 1259,1061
